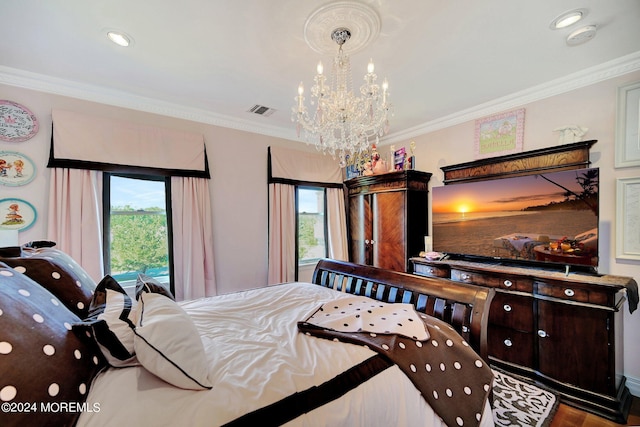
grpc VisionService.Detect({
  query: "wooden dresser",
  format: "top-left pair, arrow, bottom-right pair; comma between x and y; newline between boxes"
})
345,170 -> 432,272
410,257 -> 636,422
408,140 -> 640,422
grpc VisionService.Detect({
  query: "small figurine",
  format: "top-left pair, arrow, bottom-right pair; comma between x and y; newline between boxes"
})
370,144 -> 387,174
408,141 -> 416,170
553,125 -> 588,144
362,161 -> 374,176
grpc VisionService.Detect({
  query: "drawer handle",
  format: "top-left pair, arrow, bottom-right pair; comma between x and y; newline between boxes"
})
503,304 -> 512,312
426,268 -> 434,274
564,289 -> 575,297
365,239 -> 370,244
537,330 -> 548,338
370,239 -> 375,244
503,280 -> 513,287
461,273 -> 471,281
503,339 -> 513,347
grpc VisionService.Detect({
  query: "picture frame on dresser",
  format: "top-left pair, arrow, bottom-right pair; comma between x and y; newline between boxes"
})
615,81 -> 640,168
616,177 -> 640,260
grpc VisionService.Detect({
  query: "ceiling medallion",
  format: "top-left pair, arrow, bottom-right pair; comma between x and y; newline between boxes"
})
304,1 -> 381,55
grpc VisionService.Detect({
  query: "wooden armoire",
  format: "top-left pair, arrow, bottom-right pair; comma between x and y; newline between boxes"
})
344,170 -> 432,272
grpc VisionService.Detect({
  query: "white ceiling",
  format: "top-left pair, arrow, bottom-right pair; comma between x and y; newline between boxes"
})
1,1 -> 640,144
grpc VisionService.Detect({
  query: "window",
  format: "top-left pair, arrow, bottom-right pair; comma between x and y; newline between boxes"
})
103,173 -> 173,289
297,187 -> 327,264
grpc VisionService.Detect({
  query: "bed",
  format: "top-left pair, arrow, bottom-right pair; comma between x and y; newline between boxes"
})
0,247 -> 495,427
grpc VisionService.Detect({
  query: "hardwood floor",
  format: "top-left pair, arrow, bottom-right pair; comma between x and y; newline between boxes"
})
550,396 -> 640,426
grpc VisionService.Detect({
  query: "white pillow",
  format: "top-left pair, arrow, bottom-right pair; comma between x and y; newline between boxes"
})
133,292 -> 212,390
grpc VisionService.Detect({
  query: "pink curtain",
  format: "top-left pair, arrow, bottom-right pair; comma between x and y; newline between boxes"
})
327,187 -> 348,261
47,168 -> 104,282
171,176 -> 216,300
267,183 -> 296,284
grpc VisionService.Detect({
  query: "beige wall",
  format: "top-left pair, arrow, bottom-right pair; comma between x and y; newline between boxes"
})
1,69 -> 639,393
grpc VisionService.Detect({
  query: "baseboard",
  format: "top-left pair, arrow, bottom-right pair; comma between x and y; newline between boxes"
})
626,374 -> 640,398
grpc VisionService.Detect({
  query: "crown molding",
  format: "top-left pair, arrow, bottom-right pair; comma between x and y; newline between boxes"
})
0,65 -> 295,141
2,50 -> 639,144
385,50 -> 640,144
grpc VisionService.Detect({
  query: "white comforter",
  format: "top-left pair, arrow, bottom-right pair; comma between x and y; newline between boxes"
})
77,282 -> 493,427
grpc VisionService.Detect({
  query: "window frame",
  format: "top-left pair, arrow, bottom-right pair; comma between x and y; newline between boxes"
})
295,185 -> 329,268
102,172 -> 175,295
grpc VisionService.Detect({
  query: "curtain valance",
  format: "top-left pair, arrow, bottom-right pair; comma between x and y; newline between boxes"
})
48,109 -> 210,178
268,146 -> 343,186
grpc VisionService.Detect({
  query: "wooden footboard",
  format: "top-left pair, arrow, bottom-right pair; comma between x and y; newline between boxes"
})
312,259 -> 494,361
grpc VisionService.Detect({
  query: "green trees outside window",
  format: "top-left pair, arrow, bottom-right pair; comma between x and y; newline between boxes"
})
110,206 -> 169,276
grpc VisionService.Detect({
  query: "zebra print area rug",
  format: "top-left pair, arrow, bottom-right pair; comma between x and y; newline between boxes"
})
492,369 -> 560,427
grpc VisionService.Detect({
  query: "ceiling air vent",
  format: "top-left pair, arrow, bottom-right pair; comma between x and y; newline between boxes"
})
248,105 -> 276,117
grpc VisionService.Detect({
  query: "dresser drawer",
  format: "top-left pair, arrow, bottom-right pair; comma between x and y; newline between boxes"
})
489,292 -> 534,331
412,262 -> 450,278
488,326 -> 534,367
535,281 -> 611,306
451,268 -> 533,292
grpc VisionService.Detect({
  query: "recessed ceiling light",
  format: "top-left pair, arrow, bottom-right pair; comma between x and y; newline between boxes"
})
549,8 -> 588,30
107,31 -> 132,47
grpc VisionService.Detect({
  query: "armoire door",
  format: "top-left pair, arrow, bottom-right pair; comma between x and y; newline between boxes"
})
348,193 -> 373,265
372,191 -> 405,271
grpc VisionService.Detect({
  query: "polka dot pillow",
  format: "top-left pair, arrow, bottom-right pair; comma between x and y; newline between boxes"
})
0,263 -> 105,427
0,247 -> 96,318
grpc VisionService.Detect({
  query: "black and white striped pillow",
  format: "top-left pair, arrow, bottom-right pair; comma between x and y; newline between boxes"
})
136,273 -> 174,300
74,275 -> 138,367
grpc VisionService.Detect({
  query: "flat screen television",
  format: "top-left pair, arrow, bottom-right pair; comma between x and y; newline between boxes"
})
431,167 -> 599,271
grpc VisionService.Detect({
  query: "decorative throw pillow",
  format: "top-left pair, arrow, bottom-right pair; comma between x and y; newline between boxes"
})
133,292 -> 212,390
74,275 -> 138,367
136,273 -> 174,300
0,247 -> 96,318
0,263 -> 105,427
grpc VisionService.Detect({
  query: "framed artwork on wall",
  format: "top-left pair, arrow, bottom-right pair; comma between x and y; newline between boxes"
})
616,177 -> 640,261
474,108 -> 525,159
0,151 -> 36,186
615,81 -> 640,168
0,198 -> 37,231
0,100 -> 39,142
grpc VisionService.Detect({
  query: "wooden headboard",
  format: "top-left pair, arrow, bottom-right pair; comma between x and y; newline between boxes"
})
312,259 -> 495,361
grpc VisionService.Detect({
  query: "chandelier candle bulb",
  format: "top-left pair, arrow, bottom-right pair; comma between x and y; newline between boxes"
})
382,79 -> 388,103
297,83 -> 304,110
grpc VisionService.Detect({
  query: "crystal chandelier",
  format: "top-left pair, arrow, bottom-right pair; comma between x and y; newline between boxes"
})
292,27 -> 391,168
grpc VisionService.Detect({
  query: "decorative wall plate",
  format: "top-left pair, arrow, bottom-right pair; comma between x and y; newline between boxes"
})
0,198 -> 37,231
0,100 -> 39,142
0,151 -> 36,186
